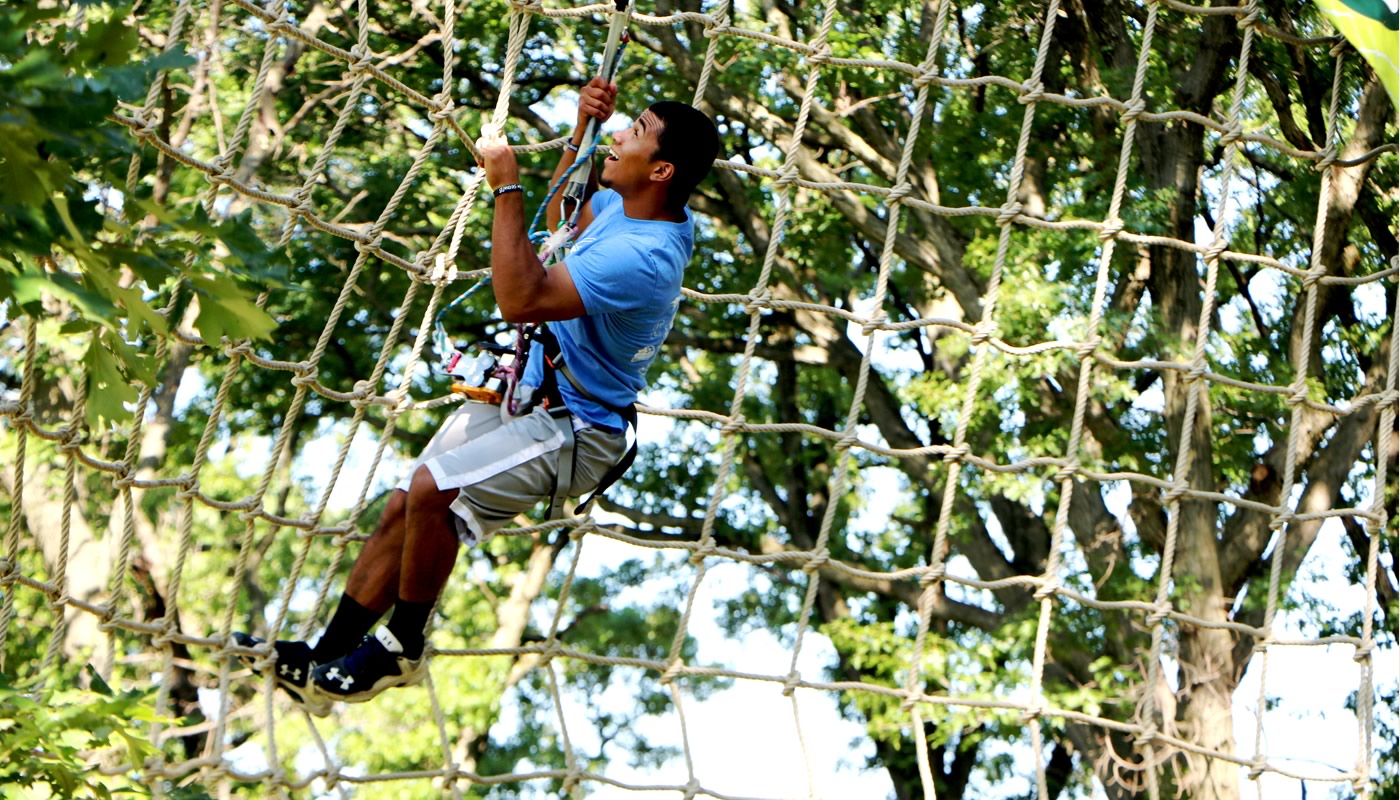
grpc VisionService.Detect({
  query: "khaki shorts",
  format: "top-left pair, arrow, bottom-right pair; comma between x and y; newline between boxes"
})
395,402 -> 629,546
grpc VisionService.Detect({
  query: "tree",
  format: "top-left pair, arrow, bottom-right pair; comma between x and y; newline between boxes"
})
1,0 -> 1394,798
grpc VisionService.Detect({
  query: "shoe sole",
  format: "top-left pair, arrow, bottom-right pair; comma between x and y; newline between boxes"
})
316,662 -> 428,704
279,683 -> 332,717
234,636 -> 331,717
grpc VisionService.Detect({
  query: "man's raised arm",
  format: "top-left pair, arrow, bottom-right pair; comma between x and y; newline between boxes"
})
546,77 -> 616,232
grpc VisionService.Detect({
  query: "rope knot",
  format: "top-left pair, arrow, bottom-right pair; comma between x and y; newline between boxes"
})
970,322 -> 996,346
1163,482 -> 1189,504
1353,641 -> 1375,662
291,185 -> 315,218
996,201 -> 1023,227
430,98 -> 457,124
1329,36 -> 1350,58
1146,605 -> 1171,626
48,593 -> 71,612
942,444 -> 969,464
919,565 -> 946,586
2,401 -> 29,425
289,363 -> 317,387
1301,267 -> 1326,289
347,44 -> 375,75
175,479 -> 200,504
913,67 -> 938,89
807,44 -> 832,65
266,4 -> 293,35
720,414 -> 746,435
775,165 -> 800,189
689,542 -> 717,566
1033,579 -> 1059,601
538,639 -> 563,666
1185,362 -> 1208,382
887,182 -> 913,203
744,288 -> 772,313
802,551 -> 829,574
660,658 -> 684,685
429,252 -> 459,286
476,121 -> 506,151
1203,238 -> 1229,263
1246,757 -> 1267,781
1019,704 -> 1044,724
860,313 -> 888,336
1119,98 -> 1147,124
113,472 -> 137,490
354,226 -> 385,257
1053,463 -> 1078,483
1219,122 -> 1244,148
835,430 -> 859,452
1237,4 -> 1261,29
682,778 -> 702,800
1097,217 -> 1125,243
1076,335 -> 1101,359
1288,383 -> 1311,405
131,108 -> 161,141
781,669 -> 801,696
208,155 -> 236,187
1133,725 -> 1157,749
1018,81 -> 1045,105
702,13 -> 731,38
1268,509 -> 1295,531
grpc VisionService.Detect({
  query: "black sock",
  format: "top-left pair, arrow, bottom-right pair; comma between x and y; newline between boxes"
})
386,599 -> 434,660
311,593 -> 382,663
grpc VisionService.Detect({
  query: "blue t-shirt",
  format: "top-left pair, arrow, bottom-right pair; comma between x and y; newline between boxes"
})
521,189 -> 692,430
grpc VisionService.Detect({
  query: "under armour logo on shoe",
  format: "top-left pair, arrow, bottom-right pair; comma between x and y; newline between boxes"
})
325,667 -> 354,691
279,664 -> 301,681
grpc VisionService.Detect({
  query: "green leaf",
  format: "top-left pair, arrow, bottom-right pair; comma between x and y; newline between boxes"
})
9,270 -> 119,326
191,275 -> 277,342
84,332 -> 139,427
85,665 -> 113,697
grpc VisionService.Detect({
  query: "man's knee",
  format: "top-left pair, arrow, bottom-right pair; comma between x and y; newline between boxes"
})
383,487 -> 408,518
408,465 -> 453,509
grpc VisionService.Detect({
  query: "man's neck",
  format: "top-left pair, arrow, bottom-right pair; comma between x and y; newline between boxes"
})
619,188 -> 686,223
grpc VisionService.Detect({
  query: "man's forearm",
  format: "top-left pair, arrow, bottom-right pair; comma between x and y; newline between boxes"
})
491,192 -> 543,319
545,125 -> 600,230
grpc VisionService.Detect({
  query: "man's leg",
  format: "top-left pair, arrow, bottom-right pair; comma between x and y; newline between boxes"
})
380,466 -> 460,660
308,488 -> 407,663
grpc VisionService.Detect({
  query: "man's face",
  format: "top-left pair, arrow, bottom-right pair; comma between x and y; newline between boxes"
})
599,109 -> 668,192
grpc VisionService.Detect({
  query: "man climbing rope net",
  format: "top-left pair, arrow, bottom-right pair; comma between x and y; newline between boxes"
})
235,78 -> 720,714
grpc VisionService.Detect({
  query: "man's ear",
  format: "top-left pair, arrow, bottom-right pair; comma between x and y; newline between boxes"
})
650,161 -> 675,183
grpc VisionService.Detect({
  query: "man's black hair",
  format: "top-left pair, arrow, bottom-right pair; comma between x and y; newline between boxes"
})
648,102 -> 720,212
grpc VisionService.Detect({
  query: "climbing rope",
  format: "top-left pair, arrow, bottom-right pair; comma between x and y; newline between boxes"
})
0,1 -> 1395,798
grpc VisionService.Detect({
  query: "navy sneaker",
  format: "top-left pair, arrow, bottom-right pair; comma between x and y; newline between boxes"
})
311,627 -> 426,703
232,632 -> 331,717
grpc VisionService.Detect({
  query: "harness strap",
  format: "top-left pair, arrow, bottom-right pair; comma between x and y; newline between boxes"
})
536,326 -> 639,518
547,409 -> 576,521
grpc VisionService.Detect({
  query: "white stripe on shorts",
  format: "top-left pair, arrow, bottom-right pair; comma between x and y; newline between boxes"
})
424,421 -> 566,491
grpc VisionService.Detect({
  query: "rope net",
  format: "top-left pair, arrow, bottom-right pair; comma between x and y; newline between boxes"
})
1,0 -> 1396,798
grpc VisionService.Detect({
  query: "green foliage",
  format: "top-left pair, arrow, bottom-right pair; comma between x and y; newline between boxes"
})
0,668 -> 188,800
0,3 -> 284,429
